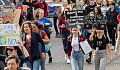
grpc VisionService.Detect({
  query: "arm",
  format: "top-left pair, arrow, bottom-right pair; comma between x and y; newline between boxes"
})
107,43 -> 112,61
45,18 -> 52,27
58,17 -> 62,28
43,35 -> 50,44
89,27 -> 96,41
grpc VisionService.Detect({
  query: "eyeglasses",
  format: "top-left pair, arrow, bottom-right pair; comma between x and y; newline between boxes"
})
6,48 -> 14,52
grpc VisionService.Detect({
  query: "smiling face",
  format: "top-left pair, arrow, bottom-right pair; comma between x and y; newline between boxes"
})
24,24 -> 31,34
89,0 -> 94,5
39,10 -> 44,18
1,6 -> 5,12
72,28 -> 79,35
7,46 -> 17,56
103,0 -> 108,6
7,59 -> 19,70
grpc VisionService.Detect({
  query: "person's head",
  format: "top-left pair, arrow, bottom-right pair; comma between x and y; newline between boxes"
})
79,0 -> 86,6
109,2 -> 115,9
63,0 -> 68,6
97,0 -> 102,5
1,6 -> 5,12
102,0 -> 109,6
5,46 -> 23,56
21,21 -> 32,34
0,18 -> 4,24
5,21 -> 10,24
31,21 -> 43,31
89,0 -> 94,5
71,27 -> 79,35
88,11 -> 95,16
34,8 -> 44,19
94,6 -> 102,16
5,55 -> 20,70
10,3 -> 15,9
96,29 -> 103,35
15,0 -> 19,3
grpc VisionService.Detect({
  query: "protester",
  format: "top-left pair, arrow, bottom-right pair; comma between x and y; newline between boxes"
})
96,0 -> 102,6
0,6 -> 8,14
58,8 -> 71,64
34,8 -> 53,63
21,21 -> 45,70
32,0 -> 48,17
0,40 -> 29,67
67,26 -> 85,70
10,3 -> 15,9
94,6 -> 103,16
14,0 -> 25,26
31,21 -> 50,70
106,2 -> 119,50
101,0 -> 109,16
74,0 -> 87,10
89,27 -> 112,70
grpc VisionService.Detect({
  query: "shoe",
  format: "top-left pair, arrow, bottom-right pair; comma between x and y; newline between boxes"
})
67,59 -> 70,64
111,45 -> 114,50
65,54 -> 68,61
86,58 -> 91,64
48,57 -> 52,63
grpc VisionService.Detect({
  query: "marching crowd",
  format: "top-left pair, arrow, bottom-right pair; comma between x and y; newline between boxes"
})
1,0 -> 120,70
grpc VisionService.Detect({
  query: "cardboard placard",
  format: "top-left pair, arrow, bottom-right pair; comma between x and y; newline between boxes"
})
84,16 -> 106,30
23,5 -> 27,13
0,24 -> 20,46
48,2 -> 62,17
65,10 -> 87,28
0,13 -> 13,24
5,9 -> 21,24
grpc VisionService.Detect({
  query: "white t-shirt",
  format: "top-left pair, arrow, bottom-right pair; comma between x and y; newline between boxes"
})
71,37 -> 80,51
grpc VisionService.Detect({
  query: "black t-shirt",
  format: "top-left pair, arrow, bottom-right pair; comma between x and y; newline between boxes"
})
93,35 -> 109,50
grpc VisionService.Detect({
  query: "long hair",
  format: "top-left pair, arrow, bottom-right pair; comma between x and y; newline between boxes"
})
21,21 -> 32,33
94,6 -> 103,16
33,8 -> 44,19
31,21 -> 44,30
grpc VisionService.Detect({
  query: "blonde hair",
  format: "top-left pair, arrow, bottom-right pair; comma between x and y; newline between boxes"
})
34,8 -> 44,19
21,21 -> 32,33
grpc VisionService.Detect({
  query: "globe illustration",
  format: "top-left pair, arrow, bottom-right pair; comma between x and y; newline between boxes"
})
0,37 -> 7,45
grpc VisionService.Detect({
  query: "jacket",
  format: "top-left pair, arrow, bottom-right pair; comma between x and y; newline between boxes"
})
67,34 -> 85,56
22,31 -> 45,60
106,8 -> 119,26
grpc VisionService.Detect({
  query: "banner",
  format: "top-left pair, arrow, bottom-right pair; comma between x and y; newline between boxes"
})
0,13 -> 13,23
65,10 -> 87,28
0,24 -> 20,46
48,2 -> 62,17
84,16 -> 106,30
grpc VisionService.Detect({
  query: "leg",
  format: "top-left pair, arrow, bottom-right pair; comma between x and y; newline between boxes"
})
26,60 -> 33,70
33,59 -> 40,70
48,50 -> 52,63
53,17 -> 59,34
107,26 -> 112,40
111,26 -> 117,46
99,56 -> 106,70
78,50 -> 84,70
93,52 -> 100,70
71,50 -> 77,70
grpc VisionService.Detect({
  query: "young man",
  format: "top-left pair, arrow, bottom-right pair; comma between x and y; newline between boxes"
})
0,6 -> 8,14
106,2 -> 119,50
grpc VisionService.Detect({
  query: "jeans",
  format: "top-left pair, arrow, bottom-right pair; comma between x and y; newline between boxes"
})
26,59 -> 40,70
71,50 -> 84,70
61,32 -> 70,54
39,47 -> 46,70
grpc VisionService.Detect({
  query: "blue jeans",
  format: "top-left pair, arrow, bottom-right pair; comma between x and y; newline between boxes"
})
71,50 -> 84,70
39,47 -> 46,70
61,32 -> 70,54
26,59 -> 40,70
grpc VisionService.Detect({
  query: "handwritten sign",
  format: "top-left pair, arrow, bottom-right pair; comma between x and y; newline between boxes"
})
0,24 -> 20,46
0,13 -> 13,23
65,10 -> 87,28
48,2 -> 62,17
84,16 -> 106,30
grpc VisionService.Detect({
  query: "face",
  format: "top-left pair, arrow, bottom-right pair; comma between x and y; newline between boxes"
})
63,1 -> 68,6
7,46 -> 17,56
95,8 -> 98,14
79,0 -> 85,6
11,3 -> 15,9
109,4 -> 114,9
32,24 -> 38,31
39,10 -> 44,18
89,0 -> 94,5
24,24 -> 31,34
0,21 -> 3,24
72,28 -> 78,35
103,0 -> 107,6
1,7 -> 5,12
97,0 -> 102,4
7,59 -> 19,70
15,0 -> 19,3
96,30 -> 102,34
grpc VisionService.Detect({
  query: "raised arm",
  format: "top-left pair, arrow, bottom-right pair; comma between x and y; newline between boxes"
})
89,28 -> 96,41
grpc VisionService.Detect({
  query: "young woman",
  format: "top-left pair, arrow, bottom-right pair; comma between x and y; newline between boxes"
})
58,8 -> 71,64
67,26 -> 85,70
89,27 -> 112,70
0,40 -> 29,67
21,21 -> 45,70
34,8 -> 53,63
101,0 -> 109,16
14,0 -> 25,26
31,21 -> 50,70
94,6 -> 103,16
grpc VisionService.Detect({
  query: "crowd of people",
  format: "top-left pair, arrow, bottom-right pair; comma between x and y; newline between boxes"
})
1,0 -> 120,70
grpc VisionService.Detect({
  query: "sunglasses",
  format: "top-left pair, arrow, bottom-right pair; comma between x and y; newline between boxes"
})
6,48 -> 14,52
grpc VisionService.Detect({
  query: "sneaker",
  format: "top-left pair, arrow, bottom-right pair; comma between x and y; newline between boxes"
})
67,59 -> 70,64
65,54 -> 68,61
48,57 -> 52,63
86,58 -> 91,64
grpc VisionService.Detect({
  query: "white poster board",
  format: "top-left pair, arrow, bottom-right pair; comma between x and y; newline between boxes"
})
0,24 -> 20,46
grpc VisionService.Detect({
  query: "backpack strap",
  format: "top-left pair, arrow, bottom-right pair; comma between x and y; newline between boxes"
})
94,35 -> 96,41
104,35 -> 106,40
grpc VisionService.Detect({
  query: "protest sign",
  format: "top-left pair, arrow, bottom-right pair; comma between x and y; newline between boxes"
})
48,2 -> 62,17
84,16 -> 106,30
5,9 -> 21,24
65,10 -> 87,28
0,13 -> 13,23
0,24 -> 20,46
